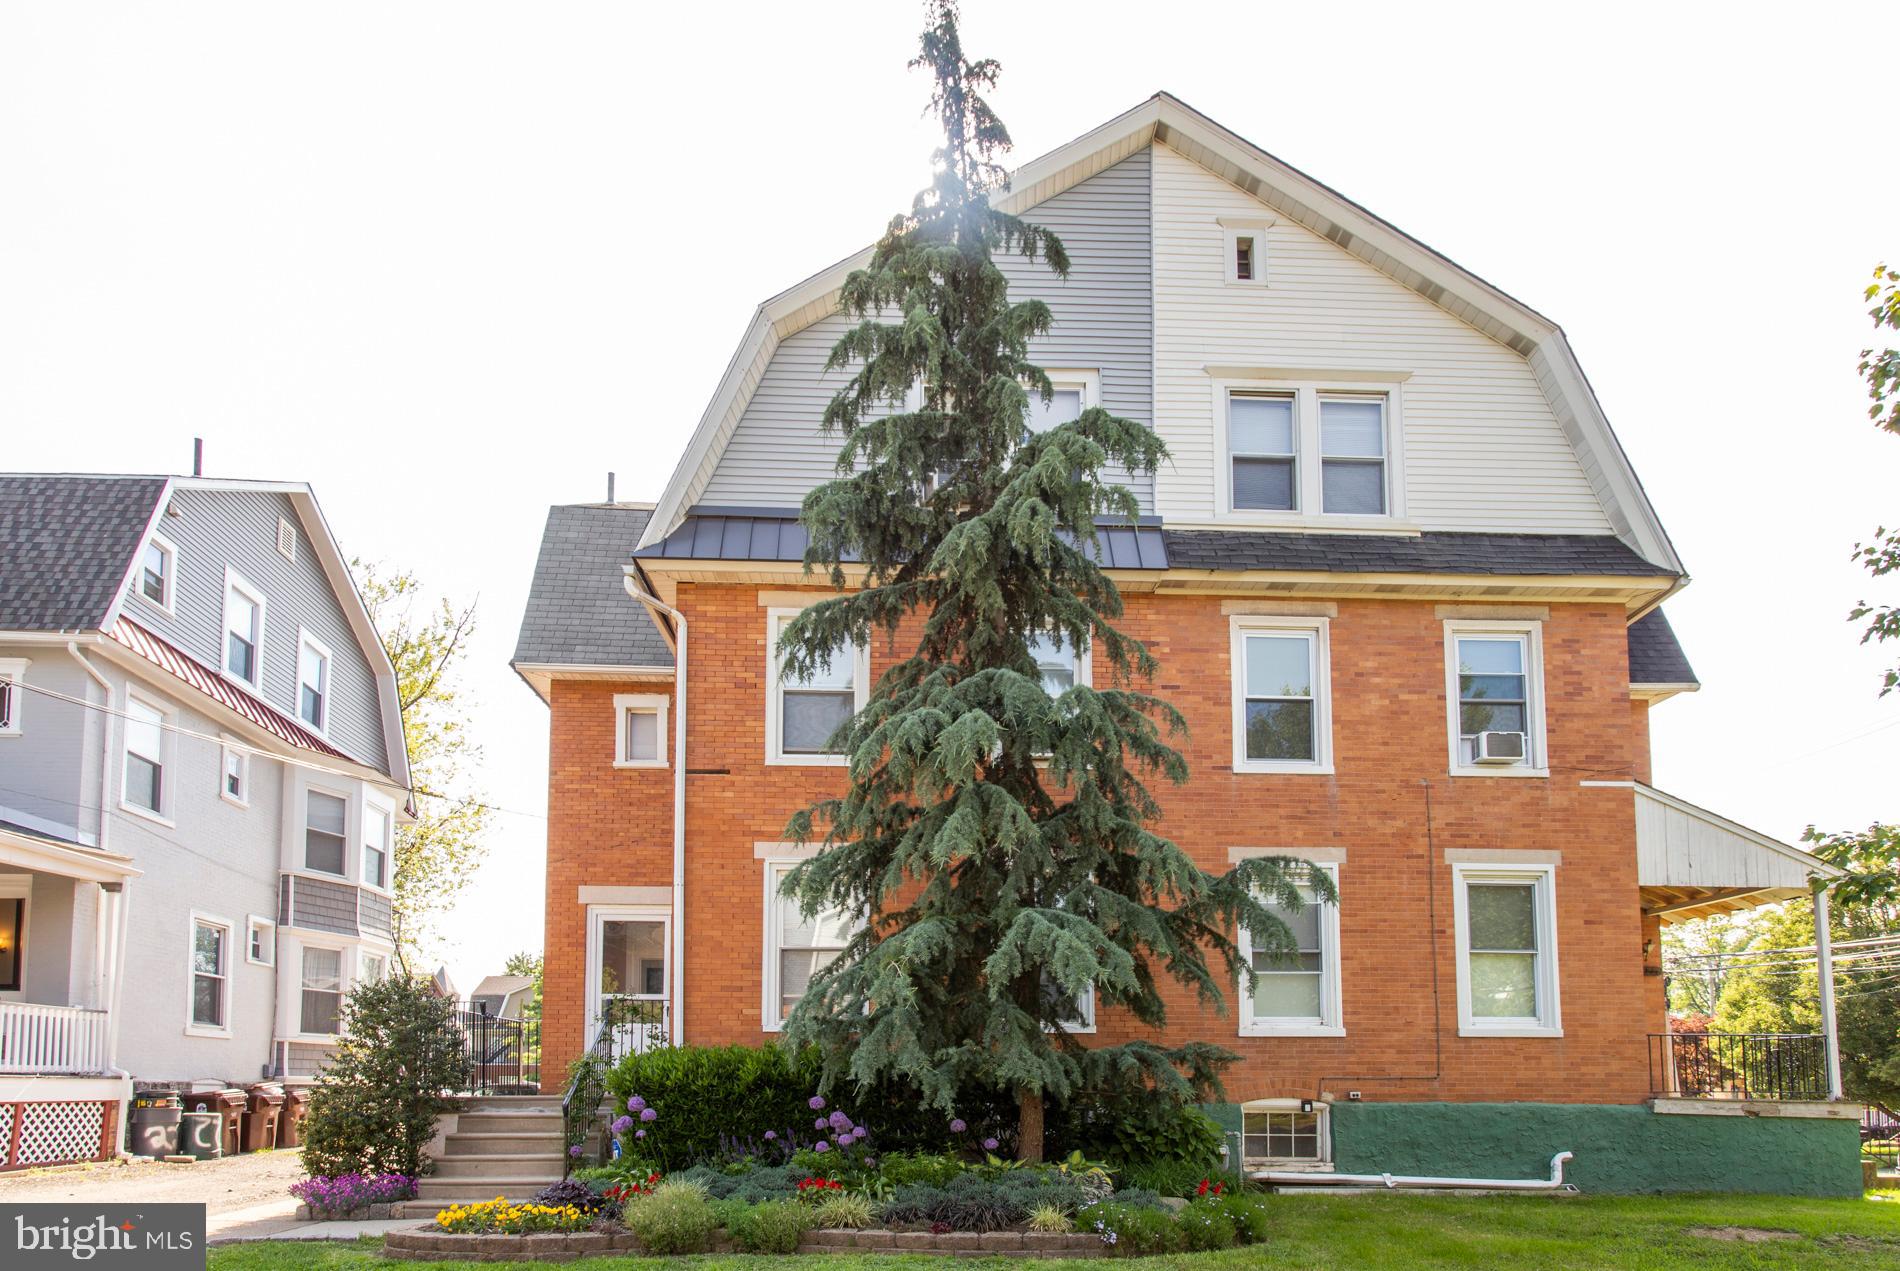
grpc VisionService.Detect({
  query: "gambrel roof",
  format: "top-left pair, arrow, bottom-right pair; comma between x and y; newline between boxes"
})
638,93 -> 1682,577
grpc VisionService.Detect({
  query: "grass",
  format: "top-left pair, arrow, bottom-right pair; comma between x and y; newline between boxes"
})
207,1192 -> 1900,1269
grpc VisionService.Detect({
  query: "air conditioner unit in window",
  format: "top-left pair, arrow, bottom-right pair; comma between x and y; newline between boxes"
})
1475,731 -> 1527,764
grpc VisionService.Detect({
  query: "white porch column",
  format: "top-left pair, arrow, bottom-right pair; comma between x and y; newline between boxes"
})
104,882 -> 131,1073
1813,880 -> 1843,1101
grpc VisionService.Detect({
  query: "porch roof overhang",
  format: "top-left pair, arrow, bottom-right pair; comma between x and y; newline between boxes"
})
0,822 -> 141,884
1636,784 -> 1843,923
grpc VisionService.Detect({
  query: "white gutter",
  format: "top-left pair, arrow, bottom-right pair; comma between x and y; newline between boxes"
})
622,571 -> 687,1046
1254,1151 -> 1575,1193
67,643 -> 115,853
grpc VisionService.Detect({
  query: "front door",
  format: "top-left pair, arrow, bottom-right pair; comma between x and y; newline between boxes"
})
585,908 -> 670,1060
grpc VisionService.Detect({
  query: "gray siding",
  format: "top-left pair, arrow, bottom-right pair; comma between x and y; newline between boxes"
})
359,889 -> 393,937
0,647 -> 102,845
700,149 -> 1154,510
290,875 -> 361,936
121,488 -> 388,772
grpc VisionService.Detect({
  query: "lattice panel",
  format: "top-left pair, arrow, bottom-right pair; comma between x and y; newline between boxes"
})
16,1100 -> 106,1166
0,1104 -> 14,1167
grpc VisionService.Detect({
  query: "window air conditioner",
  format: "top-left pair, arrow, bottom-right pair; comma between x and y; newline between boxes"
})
1475,731 -> 1527,764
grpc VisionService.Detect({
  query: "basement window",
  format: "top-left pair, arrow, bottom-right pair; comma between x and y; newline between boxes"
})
1240,1100 -> 1330,1169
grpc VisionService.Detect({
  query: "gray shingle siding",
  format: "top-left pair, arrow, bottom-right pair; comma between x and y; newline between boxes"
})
513,504 -> 673,669
291,875 -> 361,936
360,889 -> 393,937
0,475 -> 164,631
1628,608 -> 1697,685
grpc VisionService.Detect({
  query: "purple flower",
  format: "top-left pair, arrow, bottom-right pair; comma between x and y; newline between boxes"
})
610,1116 -> 633,1134
814,1140 -> 830,1153
828,1111 -> 850,1130
569,1145 -> 583,1158
983,1138 -> 999,1151
949,1119 -> 966,1134
763,1130 -> 777,1141
814,1117 -> 828,1130
640,1107 -> 657,1122
635,1128 -> 646,1140
809,1095 -> 826,1111
627,1095 -> 646,1113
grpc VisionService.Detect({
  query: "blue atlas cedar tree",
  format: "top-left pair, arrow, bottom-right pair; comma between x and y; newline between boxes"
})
775,0 -> 1329,1162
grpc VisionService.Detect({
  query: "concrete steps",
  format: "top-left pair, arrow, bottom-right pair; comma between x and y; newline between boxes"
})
412,1095 -> 566,1208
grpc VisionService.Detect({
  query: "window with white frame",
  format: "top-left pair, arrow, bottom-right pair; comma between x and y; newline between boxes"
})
247,916 -> 275,966
1445,622 -> 1546,774
1023,372 -> 1096,436
1221,218 -> 1272,286
767,610 -> 867,764
1220,381 -> 1401,521
1241,1100 -> 1330,1167
123,696 -> 168,815
301,946 -> 344,1034
362,803 -> 390,890
1228,393 -> 1297,511
223,570 -> 265,687
1231,617 -> 1331,772
305,790 -> 348,875
220,739 -> 248,807
1318,397 -> 1387,514
1453,863 -> 1560,1036
0,885 -> 25,992
190,916 -> 230,1031
1240,863 -> 1342,1035
139,534 -> 176,611
297,632 -> 330,732
359,949 -> 388,985
1028,630 -> 1088,696
613,693 -> 668,768
762,860 -> 855,1029
0,658 -> 27,736
1039,891 -> 1096,1034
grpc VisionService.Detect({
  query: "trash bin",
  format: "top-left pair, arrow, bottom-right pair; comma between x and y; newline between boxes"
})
182,1088 -> 246,1158
242,1083 -> 285,1152
276,1087 -> 310,1148
178,1110 -> 222,1160
129,1094 -> 181,1159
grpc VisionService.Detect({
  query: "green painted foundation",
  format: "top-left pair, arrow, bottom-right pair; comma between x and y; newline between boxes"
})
1202,1101 -> 1862,1197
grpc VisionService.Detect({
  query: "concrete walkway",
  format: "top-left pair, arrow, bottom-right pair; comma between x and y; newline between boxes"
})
209,1199 -> 423,1243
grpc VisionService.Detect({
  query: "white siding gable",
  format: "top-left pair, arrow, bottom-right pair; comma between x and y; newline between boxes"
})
1151,142 -> 1611,534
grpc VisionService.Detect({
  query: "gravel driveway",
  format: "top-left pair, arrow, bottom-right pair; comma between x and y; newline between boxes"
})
0,1148 -> 303,1215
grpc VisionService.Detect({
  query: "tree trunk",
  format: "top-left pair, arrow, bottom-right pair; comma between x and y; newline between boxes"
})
1016,1085 -> 1045,1163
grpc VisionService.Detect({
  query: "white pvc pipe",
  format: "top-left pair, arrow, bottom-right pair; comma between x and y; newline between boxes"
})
1254,1150 -> 1575,1192
622,573 -> 687,1048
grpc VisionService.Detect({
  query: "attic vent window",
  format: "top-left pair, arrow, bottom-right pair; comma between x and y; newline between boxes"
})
1235,236 -> 1255,281
1219,216 -> 1274,287
277,518 -> 297,562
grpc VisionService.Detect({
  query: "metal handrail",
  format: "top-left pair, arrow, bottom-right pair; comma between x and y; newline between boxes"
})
561,999 -> 670,1177
1649,1031 -> 1828,1102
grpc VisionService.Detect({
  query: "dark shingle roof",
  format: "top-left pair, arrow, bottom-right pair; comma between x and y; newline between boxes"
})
1160,530 -> 1671,576
1628,608 -> 1697,686
0,475 -> 167,631
634,508 -> 1169,570
513,504 -> 674,669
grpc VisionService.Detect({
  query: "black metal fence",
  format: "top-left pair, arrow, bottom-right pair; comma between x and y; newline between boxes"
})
1649,1032 -> 1828,1102
455,1003 -> 542,1095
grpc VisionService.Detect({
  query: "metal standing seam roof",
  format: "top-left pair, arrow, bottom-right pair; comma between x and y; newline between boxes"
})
0,475 -> 167,631
513,504 -> 675,669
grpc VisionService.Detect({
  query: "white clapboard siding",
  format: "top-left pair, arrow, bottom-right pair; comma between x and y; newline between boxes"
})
1150,142 -> 1612,534
701,151 -> 1155,511
1634,785 -> 1829,892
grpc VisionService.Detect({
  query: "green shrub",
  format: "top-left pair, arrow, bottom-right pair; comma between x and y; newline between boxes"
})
1077,1201 -> 1181,1256
1177,1197 -> 1238,1251
1119,1159 -> 1209,1198
721,1199 -> 810,1254
810,1192 -> 877,1230
301,976 -> 470,1178
878,1179 -> 1025,1232
623,1185 -> 719,1255
1028,1203 -> 1069,1234
873,1150 -> 964,1188
1220,1192 -> 1271,1244
603,1043 -> 820,1169
1054,1093 -> 1224,1173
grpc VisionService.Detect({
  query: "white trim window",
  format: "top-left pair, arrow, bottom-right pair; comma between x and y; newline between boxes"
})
246,915 -> 275,967
1028,630 -> 1090,696
189,914 -> 231,1034
359,949 -> 388,985
1226,392 -> 1297,512
297,631 -> 331,733
1318,396 -> 1387,515
222,569 -> 267,689
220,738 -> 249,807
122,694 -> 171,819
1231,616 -> 1332,773
1240,863 -> 1343,1036
1217,380 -> 1404,523
1444,620 -> 1548,776
766,609 -> 868,765
1453,863 -> 1561,1037
613,693 -> 669,768
1023,370 -> 1098,436
0,880 -> 25,993
300,945 -> 345,1035
762,860 -> 854,1030
362,801 -> 391,891
304,790 -> 348,876
1220,217 -> 1273,286
1241,1099 -> 1330,1168
139,533 -> 177,612
0,657 -> 27,736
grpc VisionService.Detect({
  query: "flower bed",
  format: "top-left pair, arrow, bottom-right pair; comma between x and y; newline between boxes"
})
383,1224 -> 1107,1260
290,1172 -> 417,1221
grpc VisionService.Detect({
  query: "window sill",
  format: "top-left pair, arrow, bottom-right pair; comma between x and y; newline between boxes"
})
1240,1024 -> 1345,1038
221,791 -> 249,810
246,957 -> 274,968
118,801 -> 175,829
184,1025 -> 232,1040
613,759 -> 669,770
766,754 -> 850,768
1233,763 -> 1334,776
1448,765 -> 1549,780
1458,1025 -> 1563,1039
288,1032 -> 342,1044
220,669 -> 265,696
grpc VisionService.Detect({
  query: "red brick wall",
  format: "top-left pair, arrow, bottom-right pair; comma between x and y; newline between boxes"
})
543,586 -> 1655,1104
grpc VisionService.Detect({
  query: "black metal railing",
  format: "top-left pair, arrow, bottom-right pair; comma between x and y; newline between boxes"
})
1649,1032 -> 1829,1102
1864,1104 -> 1899,1166
561,999 -> 670,1176
455,1002 -> 542,1095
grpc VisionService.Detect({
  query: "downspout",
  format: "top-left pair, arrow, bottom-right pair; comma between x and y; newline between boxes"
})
1813,880 -> 1844,1101
622,571 -> 686,1046
67,642 -> 113,853
1254,1151 -> 1576,1193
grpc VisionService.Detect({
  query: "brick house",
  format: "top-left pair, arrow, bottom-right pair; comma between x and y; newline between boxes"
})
514,95 -> 1857,1193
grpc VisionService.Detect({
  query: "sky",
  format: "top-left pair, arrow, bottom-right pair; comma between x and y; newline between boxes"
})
3,2 -> 1897,997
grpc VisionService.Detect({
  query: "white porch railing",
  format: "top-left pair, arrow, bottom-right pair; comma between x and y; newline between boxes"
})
0,1002 -> 112,1074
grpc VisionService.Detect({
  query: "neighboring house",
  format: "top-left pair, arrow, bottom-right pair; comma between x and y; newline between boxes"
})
0,473 -> 409,1168
468,974 -> 536,1019
514,95 -> 1858,1193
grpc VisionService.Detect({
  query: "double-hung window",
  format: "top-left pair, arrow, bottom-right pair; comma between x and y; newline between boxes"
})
1444,620 -> 1546,775
190,916 -> 230,1032
1453,863 -> 1560,1036
223,570 -> 266,688
1220,381 -> 1401,521
305,790 -> 348,875
1228,394 -> 1297,511
1231,617 -> 1332,772
300,946 -> 343,1034
1319,397 -> 1387,514
220,740 -> 248,807
767,610 -> 867,765
0,658 -> 26,736
247,916 -> 275,966
1240,863 -> 1342,1036
613,693 -> 668,768
1028,630 -> 1089,696
123,696 -> 168,816
363,803 -> 390,890
762,860 -> 854,1029
359,950 -> 388,985
139,534 -> 176,611
297,631 -> 330,732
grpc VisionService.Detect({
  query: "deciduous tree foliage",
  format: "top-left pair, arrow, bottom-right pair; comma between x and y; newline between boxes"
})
777,0 -> 1323,1160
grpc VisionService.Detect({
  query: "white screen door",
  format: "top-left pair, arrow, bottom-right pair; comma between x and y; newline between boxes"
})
586,908 -> 671,1059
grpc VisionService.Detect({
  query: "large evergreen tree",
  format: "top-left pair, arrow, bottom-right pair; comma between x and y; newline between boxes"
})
778,1 -> 1324,1160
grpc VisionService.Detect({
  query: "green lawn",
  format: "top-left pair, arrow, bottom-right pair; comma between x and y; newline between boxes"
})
210,1193 -> 1900,1270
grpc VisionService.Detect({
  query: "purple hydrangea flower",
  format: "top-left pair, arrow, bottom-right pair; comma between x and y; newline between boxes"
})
949,1118 -> 966,1134
627,1095 -> 646,1113
610,1115 -> 632,1134
828,1111 -> 850,1130
569,1145 -> 583,1158
983,1138 -> 999,1151
635,1128 -> 646,1140
640,1107 -> 657,1122
814,1140 -> 830,1153
814,1117 -> 828,1130
763,1130 -> 777,1141
809,1095 -> 826,1111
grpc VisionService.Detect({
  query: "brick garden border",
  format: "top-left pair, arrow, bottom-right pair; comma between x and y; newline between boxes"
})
384,1226 -> 1107,1260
